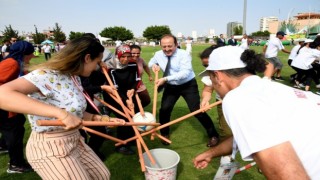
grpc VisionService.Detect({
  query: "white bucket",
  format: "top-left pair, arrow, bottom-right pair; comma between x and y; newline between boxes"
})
143,148 -> 180,180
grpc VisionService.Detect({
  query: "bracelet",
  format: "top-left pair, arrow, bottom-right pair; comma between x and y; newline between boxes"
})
101,115 -> 110,122
61,109 -> 69,121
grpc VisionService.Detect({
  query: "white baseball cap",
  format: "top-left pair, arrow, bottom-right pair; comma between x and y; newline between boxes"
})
304,39 -> 314,43
199,46 -> 246,77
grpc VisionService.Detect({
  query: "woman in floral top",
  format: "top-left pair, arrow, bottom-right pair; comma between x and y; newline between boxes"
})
0,37 -> 124,180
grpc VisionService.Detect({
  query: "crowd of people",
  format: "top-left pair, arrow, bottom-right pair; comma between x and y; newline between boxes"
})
0,32 -> 319,179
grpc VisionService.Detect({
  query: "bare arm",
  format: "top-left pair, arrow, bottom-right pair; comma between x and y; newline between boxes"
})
253,141 -> 309,179
142,59 -> 153,81
193,136 -> 233,169
281,49 -> 291,54
262,45 -> 267,55
201,85 -> 214,109
0,78 -> 81,129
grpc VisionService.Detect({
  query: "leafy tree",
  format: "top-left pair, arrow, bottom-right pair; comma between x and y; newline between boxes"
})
69,31 -> 85,40
233,26 -> 243,35
1,25 -> 19,42
143,25 -> 171,41
100,26 -> 133,41
251,30 -> 270,37
32,25 -> 46,44
53,22 -> 66,43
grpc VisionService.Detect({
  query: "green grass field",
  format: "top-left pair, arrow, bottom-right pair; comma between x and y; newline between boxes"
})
0,44 -> 305,180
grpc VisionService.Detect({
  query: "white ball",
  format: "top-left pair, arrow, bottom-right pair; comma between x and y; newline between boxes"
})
132,112 -> 156,132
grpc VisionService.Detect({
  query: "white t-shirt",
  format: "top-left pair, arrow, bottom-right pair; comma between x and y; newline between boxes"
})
288,44 -> 301,60
24,69 -> 87,132
239,38 -> 248,50
185,39 -> 192,53
291,47 -> 320,70
1,45 -> 7,53
42,45 -> 51,53
265,37 -> 284,58
222,75 -> 320,178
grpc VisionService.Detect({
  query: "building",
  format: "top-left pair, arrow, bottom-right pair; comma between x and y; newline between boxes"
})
208,29 -> 215,38
265,12 -> 320,35
227,22 -> 242,37
260,16 -> 278,32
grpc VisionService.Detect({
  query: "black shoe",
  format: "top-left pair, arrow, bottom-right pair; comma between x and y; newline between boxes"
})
207,136 -> 219,147
274,76 -> 284,81
0,146 -> 8,154
7,163 -> 33,173
161,135 -> 170,145
115,146 -> 135,155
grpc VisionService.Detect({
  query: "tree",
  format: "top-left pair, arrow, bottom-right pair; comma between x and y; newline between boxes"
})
233,25 -> 243,35
143,25 -> 171,41
251,30 -> 270,37
1,25 -> 19,41
32,25 -> 46,44
69,31 -> 85,40
53,22 -> 66,43
100,26 -> 133,41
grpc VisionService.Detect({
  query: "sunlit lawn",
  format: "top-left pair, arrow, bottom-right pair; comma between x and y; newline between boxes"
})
0,44 -> 302,180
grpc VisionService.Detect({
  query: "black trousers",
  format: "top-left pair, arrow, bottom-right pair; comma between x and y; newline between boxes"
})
44,53 -> 51,60
0,111 -> 26,165
159,78 -> 219,138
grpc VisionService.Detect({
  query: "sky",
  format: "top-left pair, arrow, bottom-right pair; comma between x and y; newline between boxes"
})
1,0 -> 319,38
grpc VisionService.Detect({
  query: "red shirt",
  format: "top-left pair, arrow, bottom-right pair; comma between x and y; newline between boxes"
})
0,58 -> 20,86
0,58 -> 20,117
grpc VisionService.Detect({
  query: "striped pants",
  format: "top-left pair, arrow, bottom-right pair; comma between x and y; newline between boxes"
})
26,129 -> 110,180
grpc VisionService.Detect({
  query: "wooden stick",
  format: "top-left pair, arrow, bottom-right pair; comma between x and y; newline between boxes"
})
151,70 -> 159,140
36,120 -> 160,127
101,66 -> 156,165
127,91 -> 135,115
94,96 -> 127,118
152,70 -> 159,117
136,139 -> 146,172
82,126 -> 126,144
155,133 -> 172,144
135,94 -> 145,117
115,100 -> 222,146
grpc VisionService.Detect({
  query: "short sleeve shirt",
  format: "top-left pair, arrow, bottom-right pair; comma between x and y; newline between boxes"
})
23,69 -> 87,132
265,37 -> 284,58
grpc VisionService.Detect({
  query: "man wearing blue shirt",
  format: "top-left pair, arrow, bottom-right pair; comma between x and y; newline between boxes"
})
148,34 -> 219,147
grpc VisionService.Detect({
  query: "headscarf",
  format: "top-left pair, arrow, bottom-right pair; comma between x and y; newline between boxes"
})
4,41 -> 34,76
116,45 -> 131,59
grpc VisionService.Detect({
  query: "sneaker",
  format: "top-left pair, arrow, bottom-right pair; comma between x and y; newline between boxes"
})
7,163 -> 33,173
299,83 -> 306,88
0,146 -> 8,154
274,76 -> 284,81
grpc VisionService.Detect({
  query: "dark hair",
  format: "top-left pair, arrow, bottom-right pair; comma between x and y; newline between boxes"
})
160,34 -> 177,46
130,44 -> 141,51
221,49 -> 267,76
82,33 -> 101,43
199,45 -> 219,59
